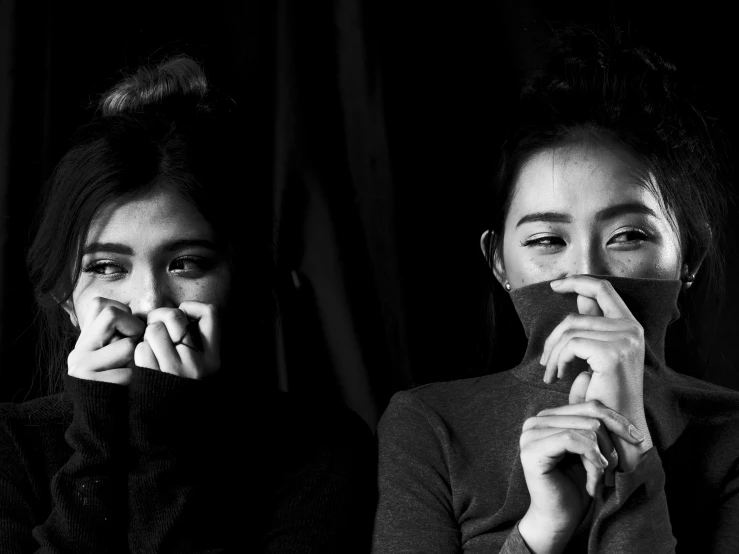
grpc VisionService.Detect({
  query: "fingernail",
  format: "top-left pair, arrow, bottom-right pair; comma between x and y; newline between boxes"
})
599,453 -> 609,467
629,425 -> 645,442
550,279 -> 563,289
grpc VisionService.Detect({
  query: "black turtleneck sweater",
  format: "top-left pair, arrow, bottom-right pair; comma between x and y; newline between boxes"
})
372,276 -> 739,553
0,367 -> 377,553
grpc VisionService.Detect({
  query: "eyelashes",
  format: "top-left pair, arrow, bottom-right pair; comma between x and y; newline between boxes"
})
520,228 -> 652,249
82,256 -> 216,277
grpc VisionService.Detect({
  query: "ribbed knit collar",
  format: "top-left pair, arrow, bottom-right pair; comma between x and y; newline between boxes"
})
508,275 -> 682,394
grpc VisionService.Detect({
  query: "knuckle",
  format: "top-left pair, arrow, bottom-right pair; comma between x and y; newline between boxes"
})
101,305 -> 119,319
565,429 -> 579,441
523,417 -> 538,431
586,399 -> 604,416
597,279 -> 614,294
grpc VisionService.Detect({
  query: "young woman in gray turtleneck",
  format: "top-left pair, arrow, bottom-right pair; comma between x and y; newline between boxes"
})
372,22 -> 738,553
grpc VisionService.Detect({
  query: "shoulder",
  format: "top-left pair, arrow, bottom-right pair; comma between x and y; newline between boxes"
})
0,394 -> 71,475
387,370 -> 522,414
0,393 -> 71,429
378,370 -> 524,440
659,369 -> 739,422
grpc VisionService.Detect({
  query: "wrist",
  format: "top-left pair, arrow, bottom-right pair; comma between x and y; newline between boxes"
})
613,432 -> 652,473
518,508 -> 576,554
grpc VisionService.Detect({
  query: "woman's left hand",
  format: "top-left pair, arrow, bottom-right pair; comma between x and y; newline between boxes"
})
133,302 -> 221,379
539,275 -> 653,471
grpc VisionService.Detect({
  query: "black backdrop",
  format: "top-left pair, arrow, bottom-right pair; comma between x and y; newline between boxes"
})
1,0 -> 737,431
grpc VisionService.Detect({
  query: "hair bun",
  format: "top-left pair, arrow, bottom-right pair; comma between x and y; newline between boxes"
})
99,56 -> 214,118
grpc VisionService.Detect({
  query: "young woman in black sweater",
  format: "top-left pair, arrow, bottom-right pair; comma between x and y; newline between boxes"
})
373,23 -> 738,553
0,57 -> 375,553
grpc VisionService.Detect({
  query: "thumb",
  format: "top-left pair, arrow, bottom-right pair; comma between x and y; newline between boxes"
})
569,370 -> 592,405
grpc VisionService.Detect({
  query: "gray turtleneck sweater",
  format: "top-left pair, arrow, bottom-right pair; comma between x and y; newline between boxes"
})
371,276 -> 739,553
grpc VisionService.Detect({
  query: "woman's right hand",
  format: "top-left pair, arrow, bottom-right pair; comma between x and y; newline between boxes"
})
517,401 -> 643,553
67,297 -> 146,385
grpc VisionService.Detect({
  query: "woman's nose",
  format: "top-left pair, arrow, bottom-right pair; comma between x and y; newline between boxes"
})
571,241 -> 608,277
128,274 -> 176,319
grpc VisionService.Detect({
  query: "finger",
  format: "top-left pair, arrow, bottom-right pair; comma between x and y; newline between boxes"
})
550,276 -> 634,320
555,336 -> 626,380
545,332 -> 625,383
578,294 -> 603,317
581,455 -> 605,497
79,297 -> 132,331
538,400 -> 646,444
79,367 -> 133,385
174,345 -> 201,379
76,306 -> 145,352
569,371 -> 592,405
146,308 -> 189,344
526,429 -> 608,475
178,301 -> 219,356
143,321 -> 180,374
68,337 -> 138,375
521,423 -> 602,451
523,414 -> 617,476
540,314 -> 633,367
134,340 -> 160,370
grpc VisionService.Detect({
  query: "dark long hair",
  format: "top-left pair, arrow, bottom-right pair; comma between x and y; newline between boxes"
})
27,56 -> 276,395
480,21 -> 734,373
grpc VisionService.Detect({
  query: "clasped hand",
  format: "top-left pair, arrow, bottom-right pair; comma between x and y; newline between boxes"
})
67,297 -> 220,385
518,276 -> 653,550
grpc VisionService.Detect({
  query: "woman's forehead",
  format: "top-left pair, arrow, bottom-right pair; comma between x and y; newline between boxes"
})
85,186 -> 213,246
507,142 -> 669,223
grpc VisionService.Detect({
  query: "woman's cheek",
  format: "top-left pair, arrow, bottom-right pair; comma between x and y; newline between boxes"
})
509,254 -> 563,287
180,274 -> 230,307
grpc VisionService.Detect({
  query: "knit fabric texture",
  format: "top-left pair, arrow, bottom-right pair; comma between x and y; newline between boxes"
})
0,367 -> 377,553
372,276 -> 739,553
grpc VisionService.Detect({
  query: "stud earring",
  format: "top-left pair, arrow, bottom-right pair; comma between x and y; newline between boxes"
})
504,281 -> 512,292
681,272 -> 695,284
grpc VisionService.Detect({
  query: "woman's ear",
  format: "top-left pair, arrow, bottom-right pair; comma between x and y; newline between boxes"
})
479,230 -> 507,287
682,224 -> 711,290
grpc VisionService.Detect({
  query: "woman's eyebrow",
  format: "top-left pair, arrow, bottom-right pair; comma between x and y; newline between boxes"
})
515,202 -> 658,228
595,202 -> 658,221
161,239 -> 219,253
82,242 -> 133,255
516,212 -> 571,227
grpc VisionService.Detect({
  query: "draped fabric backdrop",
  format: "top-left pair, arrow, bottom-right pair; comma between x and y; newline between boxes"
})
1,1 -> 737,433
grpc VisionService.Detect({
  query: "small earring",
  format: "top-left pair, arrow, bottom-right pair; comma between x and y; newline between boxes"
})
504,281 -> 512,292
681,272 -> 695,284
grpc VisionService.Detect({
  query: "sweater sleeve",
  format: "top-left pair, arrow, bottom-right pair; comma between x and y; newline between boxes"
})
588,447 -> 676,553
126,366 -> 225,554
373,392 -> 530,554
0,375 -> 129,554
371,391 -> 460,553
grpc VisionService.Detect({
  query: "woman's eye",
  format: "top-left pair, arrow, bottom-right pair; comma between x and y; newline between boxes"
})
169,256 -> 213,273
521,236 -> 565,248
609,229 -> 650,245
83,261 -> 125,276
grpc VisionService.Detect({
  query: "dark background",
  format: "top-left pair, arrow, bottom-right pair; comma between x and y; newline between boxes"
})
1,1 -> 737,431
